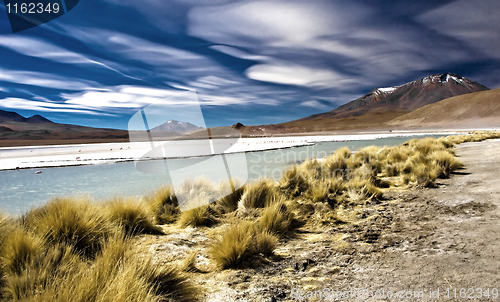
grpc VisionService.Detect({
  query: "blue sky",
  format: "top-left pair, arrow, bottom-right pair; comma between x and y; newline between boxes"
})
0,0 -> 499,129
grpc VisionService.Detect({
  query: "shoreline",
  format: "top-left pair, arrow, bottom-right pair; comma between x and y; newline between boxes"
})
0,131 -> 460,171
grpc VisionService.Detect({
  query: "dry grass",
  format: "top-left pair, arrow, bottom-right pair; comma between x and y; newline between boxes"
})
208,221 -> 255,269
145,185 -> 179,225
2,131 -> 499,297
213,180 -> 245,214
22,197 -> 118,259
430,150 -> 464,177
258,199 -> 294,236
239,179 -> 279,209
2,234 -> 200,302
208,221 -> 280,269
177,204 -> 218,228
104,197 -> 162,235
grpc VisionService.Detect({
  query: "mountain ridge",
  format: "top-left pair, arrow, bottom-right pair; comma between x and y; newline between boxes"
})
235,73 -> 491,134
301,73 -> 489,121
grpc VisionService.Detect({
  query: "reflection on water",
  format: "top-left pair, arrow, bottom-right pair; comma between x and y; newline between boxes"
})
0,135 -> 444,215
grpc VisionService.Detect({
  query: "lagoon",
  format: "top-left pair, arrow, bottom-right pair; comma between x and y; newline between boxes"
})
0,134 -> 450,215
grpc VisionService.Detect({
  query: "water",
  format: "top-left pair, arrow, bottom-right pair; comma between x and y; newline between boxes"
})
0,135 -> 445,215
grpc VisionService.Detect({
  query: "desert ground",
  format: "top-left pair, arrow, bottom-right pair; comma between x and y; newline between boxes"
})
134,139 -> 500,301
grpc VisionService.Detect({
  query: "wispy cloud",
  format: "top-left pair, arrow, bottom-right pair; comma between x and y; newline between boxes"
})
0,97 -> 114,115
0,0 -> 498,128
0,67 -> 100,91
417,0 -> 500,59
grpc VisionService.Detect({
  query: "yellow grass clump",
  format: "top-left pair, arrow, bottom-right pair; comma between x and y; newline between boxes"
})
145,185 -> 180,225
239,179 -> 279,209
22,197 -> 118,259
104,197 -> 162,235
208,221 -> 279,269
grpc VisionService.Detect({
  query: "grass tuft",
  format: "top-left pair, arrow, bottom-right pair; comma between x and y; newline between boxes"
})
145,185 -> 179,225
239,179 -> 279,209
104,197 -> 162,235
22,197 -> 119,259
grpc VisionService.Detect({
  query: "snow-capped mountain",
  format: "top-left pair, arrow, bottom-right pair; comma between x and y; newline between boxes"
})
151,120 -> 204,133
302,73 -> 489,120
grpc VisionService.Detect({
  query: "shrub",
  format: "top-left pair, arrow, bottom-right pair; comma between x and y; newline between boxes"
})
177,204 -> 218,228
239,179 -> 279,209
323,147 -> 351,179
208,221 -> 254,269
2,243 -> 81,301
145,185 -> 179,224
345,179 -> 383,204
22,197 -> 118,259
208,220 -> 280,270
410,163 -> 439,187
213,180 -> 245,214
104,197 -> 162,235
0,229 -> 44,275
254,230 -> 278,254
4,235 -> 200,302
258,200 -> 294,236
304,177 -> 344,206
430,150 -> 464,177
386,146 -> 411,163
279,164 -> 314,198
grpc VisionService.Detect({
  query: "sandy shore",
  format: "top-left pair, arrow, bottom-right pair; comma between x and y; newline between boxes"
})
0,132 -> 454,171
132,138 -> 500,301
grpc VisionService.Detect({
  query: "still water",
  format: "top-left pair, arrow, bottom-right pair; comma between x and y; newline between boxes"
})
0,135 -> 444,215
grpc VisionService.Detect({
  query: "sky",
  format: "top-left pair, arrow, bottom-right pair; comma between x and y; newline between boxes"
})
0,0 -> 499,129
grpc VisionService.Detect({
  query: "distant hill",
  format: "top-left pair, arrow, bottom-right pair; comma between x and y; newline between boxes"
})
0,109 -> 26,123
0,109 -> 129,147
236,73 -> 490,134
25,114 -> 54,124
387,88 -> 500,129
151,120 -> 204,133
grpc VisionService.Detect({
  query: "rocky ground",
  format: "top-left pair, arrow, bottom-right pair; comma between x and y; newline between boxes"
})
135,139 -> 500,301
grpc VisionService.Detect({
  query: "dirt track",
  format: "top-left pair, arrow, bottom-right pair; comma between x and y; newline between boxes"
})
139,139 -> 500,301
338,139 -> 500,301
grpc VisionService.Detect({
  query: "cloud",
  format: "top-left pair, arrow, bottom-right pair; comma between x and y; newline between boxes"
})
245,63 -> 347,87
188,0 -> 474,89
189,1 -> 369,48
301,100 -> 331,110
209,45 -> 271,62
0,36 -> 142,81
0,67 -> 100,91
417,0 -> 500,59
0,97 -> 113,115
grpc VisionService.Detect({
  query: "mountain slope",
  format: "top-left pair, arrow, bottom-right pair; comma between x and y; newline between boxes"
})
387,88 -> 500,128
0,109 -> 26,123
235,73 -> 490,135
303,73 -> 489,121
0,109 -> 129,146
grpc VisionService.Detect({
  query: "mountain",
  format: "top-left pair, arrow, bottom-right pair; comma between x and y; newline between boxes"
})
25,114 -> 54,124
0,109 -> 26,123
151,120 -> 204,133
0,109 -> 129,147
236,73 -> 490,134
302,73 -> 489,121
387,88 -> 500,129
